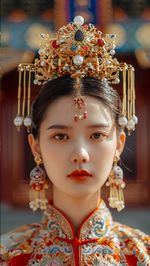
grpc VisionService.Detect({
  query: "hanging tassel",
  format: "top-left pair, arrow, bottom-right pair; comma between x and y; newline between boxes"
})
118,64 -> 138,134
23,69 -> 32,132
106,156 -> 125,212
126,65 -> 138,134
14,64 -> 35,132
14,66 -> 23,131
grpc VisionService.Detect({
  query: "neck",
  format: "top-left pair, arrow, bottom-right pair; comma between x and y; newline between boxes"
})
53,187 -> 101,233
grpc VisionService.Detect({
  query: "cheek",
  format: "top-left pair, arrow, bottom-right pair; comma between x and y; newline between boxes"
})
93,138 -> 116,175
39,139 -> 67,174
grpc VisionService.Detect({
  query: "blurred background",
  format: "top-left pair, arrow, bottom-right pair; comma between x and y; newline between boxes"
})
1,0 -> 150,234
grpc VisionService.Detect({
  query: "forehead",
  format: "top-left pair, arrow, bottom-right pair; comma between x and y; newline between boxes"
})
43,95 -> 113,126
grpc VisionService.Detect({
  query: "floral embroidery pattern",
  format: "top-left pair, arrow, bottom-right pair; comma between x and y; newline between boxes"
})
0,200 -> 150,265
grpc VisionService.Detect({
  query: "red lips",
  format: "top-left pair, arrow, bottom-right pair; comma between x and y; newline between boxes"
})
67,170 -> 92,178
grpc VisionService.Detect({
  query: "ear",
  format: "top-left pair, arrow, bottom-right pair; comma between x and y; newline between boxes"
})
28,134 -> 41,157
116,131 -> 126,156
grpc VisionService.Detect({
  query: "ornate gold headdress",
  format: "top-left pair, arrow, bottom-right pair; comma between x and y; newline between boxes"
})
14,16 -> 138,134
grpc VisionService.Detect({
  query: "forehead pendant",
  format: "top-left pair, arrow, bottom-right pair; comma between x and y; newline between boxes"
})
74,78 -> 87,121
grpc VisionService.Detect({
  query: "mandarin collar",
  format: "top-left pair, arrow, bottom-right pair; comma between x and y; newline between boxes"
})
42,199 -> 113,241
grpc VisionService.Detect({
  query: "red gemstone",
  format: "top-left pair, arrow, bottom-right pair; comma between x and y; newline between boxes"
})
82,24 -> 88,30
84,112 -> 87,119
98,38 -> 105,46
36,254 -> 42,260
68,25 -> 74,30
51,40 -> 59,49
82,45 -> 89,52
74,115 -> 78,122
32,184 -> 43,191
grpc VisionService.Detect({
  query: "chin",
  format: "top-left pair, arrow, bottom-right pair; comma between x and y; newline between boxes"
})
63,185 -> 99,198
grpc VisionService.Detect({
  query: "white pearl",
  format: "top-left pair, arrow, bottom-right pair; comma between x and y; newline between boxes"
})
63,65 -> 69,71
34,79 -> 38,84
132,115 -> 138,124
38,49 -> 45,55
117,204 -> 125,212
24,116 -> 32,127
74,16 -> 84,26
110,49 -> 115,55
87,62 -> 92,67
121,183 -> 125,189
73,55 -> 84,65
126,119 -> 135,130
14,116 -> 23,126
114,78 -> 120,84
118,116 -> 128,126
111,44 -> 116,49
106,60 -> 111,65
89,220 -> 92,226
40,61 -> 45,66
106,181 -> 110,187
102,78 -> 107,82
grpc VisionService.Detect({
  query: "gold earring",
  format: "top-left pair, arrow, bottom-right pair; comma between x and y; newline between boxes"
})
106,155 -> 125,211
29,156 -> 48,211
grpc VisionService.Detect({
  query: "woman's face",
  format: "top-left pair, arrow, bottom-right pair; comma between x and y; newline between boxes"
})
29,95 -> 125,198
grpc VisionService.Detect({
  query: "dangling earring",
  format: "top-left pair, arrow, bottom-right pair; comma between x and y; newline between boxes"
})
29,156 -> 48,211
106,155 -> 125,211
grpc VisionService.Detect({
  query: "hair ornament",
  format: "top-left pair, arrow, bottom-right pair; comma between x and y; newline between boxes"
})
14,15 -> 138,134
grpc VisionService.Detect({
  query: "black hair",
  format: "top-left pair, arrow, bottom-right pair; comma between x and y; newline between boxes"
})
31,76 -> 121,137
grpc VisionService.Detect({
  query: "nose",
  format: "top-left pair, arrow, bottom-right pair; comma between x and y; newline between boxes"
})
70,147 -> 90,164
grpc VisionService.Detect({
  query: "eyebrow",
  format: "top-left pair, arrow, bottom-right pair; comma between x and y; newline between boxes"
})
47,123 -> 110,130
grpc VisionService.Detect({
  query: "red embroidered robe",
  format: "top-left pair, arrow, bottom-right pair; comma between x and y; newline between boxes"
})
0,200 -> 150,265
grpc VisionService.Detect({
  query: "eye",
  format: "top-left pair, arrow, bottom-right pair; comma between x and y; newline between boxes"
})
90,132 -> 107,140
53,133 -> 69,141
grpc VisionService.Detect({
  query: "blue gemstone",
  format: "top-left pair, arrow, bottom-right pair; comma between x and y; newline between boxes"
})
74,30 -> 84,41
70,44 -> 77,51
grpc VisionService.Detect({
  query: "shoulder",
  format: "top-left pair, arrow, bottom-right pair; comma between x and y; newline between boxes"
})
0,223 -> 42,265
113,220 -> 150,242
112,221 -> 150,265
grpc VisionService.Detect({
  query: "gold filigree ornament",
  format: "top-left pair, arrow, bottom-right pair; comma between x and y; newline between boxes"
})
14,15 -> 138,134
106,155 -> 125,212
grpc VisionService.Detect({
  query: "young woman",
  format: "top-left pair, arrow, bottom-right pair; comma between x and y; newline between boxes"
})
1,16 -> 149,266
